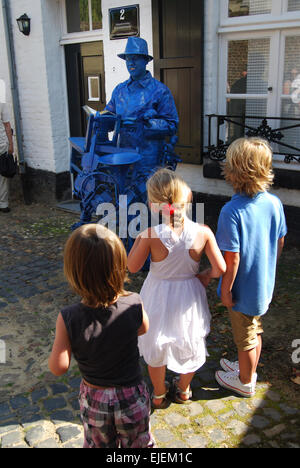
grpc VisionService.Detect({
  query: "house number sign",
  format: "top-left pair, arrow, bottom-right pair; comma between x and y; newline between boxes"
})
109,5 -> 140,40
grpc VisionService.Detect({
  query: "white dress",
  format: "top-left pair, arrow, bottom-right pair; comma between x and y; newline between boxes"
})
138,217 -> 211,374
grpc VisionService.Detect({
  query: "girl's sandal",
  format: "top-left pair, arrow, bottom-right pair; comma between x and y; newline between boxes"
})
151,382 -> 170,409
172,377 -> 192,404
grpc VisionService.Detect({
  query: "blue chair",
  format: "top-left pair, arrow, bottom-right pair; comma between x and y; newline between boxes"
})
69,112 -> 181,247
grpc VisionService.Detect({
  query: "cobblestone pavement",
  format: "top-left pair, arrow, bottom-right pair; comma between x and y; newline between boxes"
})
0,201 -> 299,448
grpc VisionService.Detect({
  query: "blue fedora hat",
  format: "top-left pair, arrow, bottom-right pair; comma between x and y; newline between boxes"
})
118,37 -> 153,62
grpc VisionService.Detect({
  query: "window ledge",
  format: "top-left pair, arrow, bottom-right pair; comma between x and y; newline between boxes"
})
203,159 -> 300,190
60,30 -> 104,45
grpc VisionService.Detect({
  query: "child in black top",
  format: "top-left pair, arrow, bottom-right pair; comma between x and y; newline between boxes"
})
49,224 -> 154,448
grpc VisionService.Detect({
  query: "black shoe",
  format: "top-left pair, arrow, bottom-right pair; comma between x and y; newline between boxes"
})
0,207 -> 11,213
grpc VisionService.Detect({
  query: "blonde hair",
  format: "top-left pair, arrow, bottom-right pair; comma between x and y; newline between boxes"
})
64,224 -> 128,308
146,168 -> 191,226
223,137 -> 274,197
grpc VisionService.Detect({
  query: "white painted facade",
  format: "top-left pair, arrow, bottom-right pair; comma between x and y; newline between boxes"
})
0,0 -> 299,206
0,0 -> 70,173
0,9 -> 10,104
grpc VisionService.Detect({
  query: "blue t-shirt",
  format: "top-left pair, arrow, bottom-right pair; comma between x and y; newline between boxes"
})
216,192 -> 287,316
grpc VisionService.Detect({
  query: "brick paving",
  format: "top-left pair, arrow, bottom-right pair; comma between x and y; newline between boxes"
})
0,201 -> 299,448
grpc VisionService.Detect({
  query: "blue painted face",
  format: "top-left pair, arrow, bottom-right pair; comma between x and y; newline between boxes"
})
125,54 -> 148,81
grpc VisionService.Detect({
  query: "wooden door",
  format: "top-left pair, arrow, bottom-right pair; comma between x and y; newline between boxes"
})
152,0 -> 204,164
65,41 -> 106,137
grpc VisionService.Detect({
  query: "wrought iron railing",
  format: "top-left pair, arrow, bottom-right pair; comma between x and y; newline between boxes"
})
207,114 -> 300,164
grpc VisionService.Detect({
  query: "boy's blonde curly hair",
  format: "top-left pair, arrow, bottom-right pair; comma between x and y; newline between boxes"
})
223,137 -> 274,197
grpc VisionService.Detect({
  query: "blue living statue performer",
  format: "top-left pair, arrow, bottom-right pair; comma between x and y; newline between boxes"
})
70,37 -> 180,244
104,37 -> 179,185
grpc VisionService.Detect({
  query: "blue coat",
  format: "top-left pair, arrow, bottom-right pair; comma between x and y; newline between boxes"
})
105,71 -> 179,174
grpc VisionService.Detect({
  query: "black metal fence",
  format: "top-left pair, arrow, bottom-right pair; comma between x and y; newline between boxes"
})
207,114 -> 300,164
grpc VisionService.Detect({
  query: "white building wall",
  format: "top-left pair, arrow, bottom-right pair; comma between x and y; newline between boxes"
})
0,5 -> 13,113
0,0 -> 299,207
101,0 -> 153,103
8,1 -> 56,172
203,0 -> 220,148
0,0 -> 69,174
41,0 -> 70,174
0,0 -> 153,175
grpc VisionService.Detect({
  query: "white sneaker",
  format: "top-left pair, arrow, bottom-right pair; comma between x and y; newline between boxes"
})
219,359 -> 258,384
220,358 -> 239,373
215,370 -> 256,398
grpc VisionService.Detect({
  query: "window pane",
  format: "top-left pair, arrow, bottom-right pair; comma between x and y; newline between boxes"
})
226,98 -> 267,142
280,101 -> 300,156
66,0 -> 89,33
92,0 -> 102,30
281,35 -> 300,157
88,77 -> 100,101
228,0 -> 271,17
288,0 -> 300,11
227,39 -> 270,95
247,40 -> 269,94
226,38 -> 270,144
282,36 -> 300,96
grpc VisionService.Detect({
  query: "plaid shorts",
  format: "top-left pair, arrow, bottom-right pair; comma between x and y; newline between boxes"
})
79,380 -> 155,448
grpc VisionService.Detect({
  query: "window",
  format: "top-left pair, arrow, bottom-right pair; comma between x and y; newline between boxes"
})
223,0 -> 300,22
281,34 -> 300,152
288,0 -> 300,12
219,30 -> 300,161
226,38 -> 270,142
92,0 -> 102,30
88,76 -> 100,101
217,0 -> 300,163
66,0 -> 102,33
228,0 -> 272,18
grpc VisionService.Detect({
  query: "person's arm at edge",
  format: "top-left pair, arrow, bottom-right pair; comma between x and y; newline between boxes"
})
127,229 -> 151,273
197,226 -> 227,287
220,251 -> 240,308
137,305 -> 149,336
277,236 -> 285,263
48,312 -> 72,376
4,121 -> 13,154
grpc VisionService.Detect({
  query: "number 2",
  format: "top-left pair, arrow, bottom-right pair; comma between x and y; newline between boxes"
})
120,9 -> 125,20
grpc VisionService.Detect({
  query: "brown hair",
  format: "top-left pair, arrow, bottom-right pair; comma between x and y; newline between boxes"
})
64,224 -> 128,308
223,137 -> 274,197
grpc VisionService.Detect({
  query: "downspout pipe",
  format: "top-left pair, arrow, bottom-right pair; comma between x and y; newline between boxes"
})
1,0 -> 25,176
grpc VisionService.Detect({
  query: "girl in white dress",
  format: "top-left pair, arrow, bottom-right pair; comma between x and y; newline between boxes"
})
127,169 -> 226,408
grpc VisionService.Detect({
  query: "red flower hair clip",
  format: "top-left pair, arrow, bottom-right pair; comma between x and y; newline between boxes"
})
162,203 -> 175,216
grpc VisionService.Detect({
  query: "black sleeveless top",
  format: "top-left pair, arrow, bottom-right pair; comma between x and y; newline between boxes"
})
61,292 -> 143,387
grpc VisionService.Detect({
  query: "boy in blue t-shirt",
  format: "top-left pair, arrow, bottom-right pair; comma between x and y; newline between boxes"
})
215,137 -> 287,397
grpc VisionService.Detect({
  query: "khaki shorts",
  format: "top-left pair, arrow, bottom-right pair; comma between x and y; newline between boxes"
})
229,309 -> 264,352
